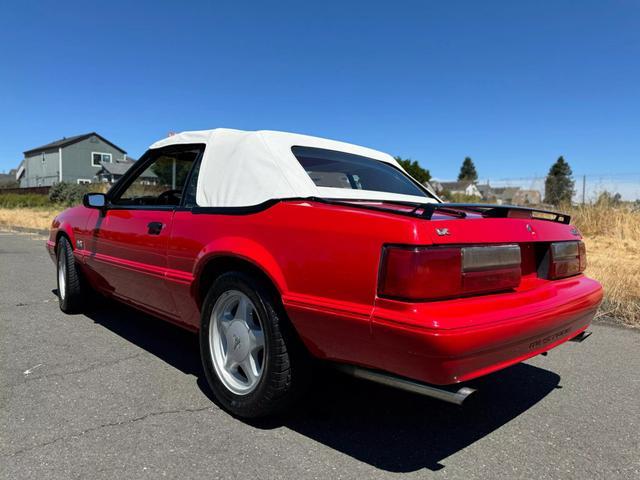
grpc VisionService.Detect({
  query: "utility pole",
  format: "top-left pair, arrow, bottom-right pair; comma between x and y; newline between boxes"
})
582,175 -> 586,204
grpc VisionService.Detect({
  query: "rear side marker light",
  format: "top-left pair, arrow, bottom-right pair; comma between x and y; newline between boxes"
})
378,244 -> 521,301
549,241 -> 586,279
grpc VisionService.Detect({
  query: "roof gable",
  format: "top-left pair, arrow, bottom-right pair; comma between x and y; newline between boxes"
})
24,133 -> 127,156
440,181 -> 476,190
97,160 -> 156,178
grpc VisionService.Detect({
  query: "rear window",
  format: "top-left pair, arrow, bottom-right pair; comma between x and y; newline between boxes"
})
292,146 -> 428,198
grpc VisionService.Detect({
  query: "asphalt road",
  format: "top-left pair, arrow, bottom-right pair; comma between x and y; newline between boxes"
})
1,231 -> 638,479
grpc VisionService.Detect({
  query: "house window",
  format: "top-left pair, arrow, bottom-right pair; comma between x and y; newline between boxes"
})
77,179 -> 92,185
91,152 -> 112,167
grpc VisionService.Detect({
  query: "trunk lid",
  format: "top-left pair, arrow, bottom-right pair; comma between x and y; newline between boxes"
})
322,199 -> 580,245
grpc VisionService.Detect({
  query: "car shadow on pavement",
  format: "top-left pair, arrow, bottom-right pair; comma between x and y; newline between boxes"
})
84,300 -> 561,474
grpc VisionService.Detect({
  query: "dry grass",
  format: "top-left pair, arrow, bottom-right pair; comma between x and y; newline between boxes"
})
566,204 -> 640,327
0,207 -> 61,231
1,203 -> 638,326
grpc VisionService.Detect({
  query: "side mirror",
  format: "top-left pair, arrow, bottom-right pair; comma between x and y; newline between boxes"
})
83,193 -> 107,209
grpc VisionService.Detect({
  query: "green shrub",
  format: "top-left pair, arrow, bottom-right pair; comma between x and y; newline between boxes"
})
64,183 -> 88,206
0,182 -> 91,209
48,182 -> 88,206
47,182 -> 66,204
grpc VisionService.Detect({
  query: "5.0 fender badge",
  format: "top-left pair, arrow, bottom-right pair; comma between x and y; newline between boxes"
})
435,228 -> 450,236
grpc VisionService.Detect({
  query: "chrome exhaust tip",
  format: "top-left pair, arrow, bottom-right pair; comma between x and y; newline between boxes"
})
570,330 -> 592,343
335,364 -> 477,406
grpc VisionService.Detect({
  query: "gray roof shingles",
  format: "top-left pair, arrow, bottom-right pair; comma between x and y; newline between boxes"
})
23,132 -> 127,156
98,161 -> 157,178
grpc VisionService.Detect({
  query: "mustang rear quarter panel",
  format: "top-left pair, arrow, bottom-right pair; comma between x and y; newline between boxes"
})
165,201 -> 419,359
167,201 -> 601,372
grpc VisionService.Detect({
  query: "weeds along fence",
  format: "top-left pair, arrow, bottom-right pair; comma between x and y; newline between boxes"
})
563,203 -> 640,326
0,182 -> 109,208
0,186 -> 51,195
0,193 -> 52,208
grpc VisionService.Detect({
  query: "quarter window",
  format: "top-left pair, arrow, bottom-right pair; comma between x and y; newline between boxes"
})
91,152 -> 112,167
292,146 -> 429,198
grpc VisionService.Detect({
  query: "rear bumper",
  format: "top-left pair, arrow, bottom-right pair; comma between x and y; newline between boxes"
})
371,275 -> 603,385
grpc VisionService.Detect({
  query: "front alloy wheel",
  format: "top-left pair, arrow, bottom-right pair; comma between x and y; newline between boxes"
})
56,236 -> 85,313
58,246 -> 67,301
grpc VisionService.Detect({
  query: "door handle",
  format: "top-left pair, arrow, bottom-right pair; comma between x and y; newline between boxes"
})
147,222 -> 164,235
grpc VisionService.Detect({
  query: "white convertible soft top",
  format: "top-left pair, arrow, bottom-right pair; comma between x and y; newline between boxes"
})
150,128 -> 436,208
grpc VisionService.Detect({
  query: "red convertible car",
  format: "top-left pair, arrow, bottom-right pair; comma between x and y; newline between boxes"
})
47,129 -> 603,417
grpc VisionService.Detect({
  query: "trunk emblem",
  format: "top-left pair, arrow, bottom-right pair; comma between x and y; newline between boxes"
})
526,224 -> 536,236
435,228 -> 450,236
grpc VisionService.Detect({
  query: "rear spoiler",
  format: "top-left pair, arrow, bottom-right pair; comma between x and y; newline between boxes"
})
421,203 -> 571,224
311,198 -> 571,224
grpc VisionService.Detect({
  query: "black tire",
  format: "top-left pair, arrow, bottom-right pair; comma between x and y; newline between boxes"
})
56,236 -> 85,313
199,271 -> 310,418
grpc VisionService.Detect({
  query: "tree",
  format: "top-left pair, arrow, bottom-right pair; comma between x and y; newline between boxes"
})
394,157 -> 431,184
151,155 -> 192,189
48,181 -> 88,206
596,191 -> 622,206
544,156 -> 574,205
457,157 -> 478,182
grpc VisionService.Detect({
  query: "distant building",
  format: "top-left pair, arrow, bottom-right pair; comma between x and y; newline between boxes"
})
95,159 -> 157,184
476,183 -> 496,201
0,169 -> 18,187
512,189 -> 541,205
431,181 -> 482,198
491,187 -> 521,204
426,180 -> 443,193
17,132 -> 128,187
429,180 -> 543,205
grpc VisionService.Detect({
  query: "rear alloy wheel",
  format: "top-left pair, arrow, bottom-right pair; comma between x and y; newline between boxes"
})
200,271 -> 310,418
210,290 -> 265,395
56,236 -> 85,313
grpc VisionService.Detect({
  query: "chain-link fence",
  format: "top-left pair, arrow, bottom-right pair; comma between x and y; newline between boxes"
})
483,173 -> 640,203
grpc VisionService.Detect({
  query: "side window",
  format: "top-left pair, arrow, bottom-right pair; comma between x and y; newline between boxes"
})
110,149 -> 201,207
92,152 -> 112,166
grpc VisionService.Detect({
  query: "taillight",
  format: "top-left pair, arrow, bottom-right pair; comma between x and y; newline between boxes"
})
549,241 -> 587,279
378,244 -> 521,301
461,245 -> 522,294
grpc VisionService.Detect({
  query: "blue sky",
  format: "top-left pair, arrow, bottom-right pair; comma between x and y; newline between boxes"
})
1,0 -> 639,186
